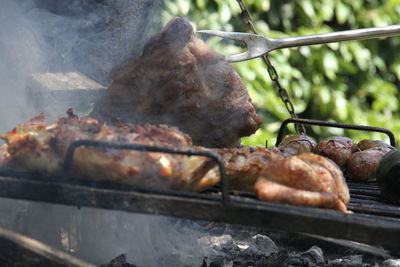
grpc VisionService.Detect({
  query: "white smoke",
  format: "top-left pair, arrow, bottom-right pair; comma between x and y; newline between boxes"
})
0,1 -> 224,266
0,197 -> 220,266
0,0 -> 162,132
0,0 -> 47,132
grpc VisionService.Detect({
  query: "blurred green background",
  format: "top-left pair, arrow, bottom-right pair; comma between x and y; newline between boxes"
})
161,0 -> 400,147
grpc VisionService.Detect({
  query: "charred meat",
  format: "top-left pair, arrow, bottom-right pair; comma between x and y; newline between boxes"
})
0,113 -> 215,191
351,139 -> 394,153
314,136 -> 353,169
91,17 -> 262,148
255,153 -> 350,212
277,134 -> 316,157
209,146 -> 282,191
347,139 -> 394,182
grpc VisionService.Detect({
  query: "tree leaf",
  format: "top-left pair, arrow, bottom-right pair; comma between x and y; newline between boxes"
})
323,51 -> 338,80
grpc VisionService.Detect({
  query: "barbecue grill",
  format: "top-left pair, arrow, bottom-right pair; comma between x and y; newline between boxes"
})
2,2 -> 400,264
0,118 -> 399,257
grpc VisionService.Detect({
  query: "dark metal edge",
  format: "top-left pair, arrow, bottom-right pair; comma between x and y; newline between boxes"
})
275,118 -> 396,147
0,175 -> 399,256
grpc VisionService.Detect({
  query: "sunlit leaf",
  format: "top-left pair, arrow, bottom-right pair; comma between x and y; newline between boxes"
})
323,51 -> 338,80
300,0 -> 316,19
177,0 -> 190,15
390,61 -> 400,80
336,1 -> 351,24
219,3 -> 231,23
195,0 -> 206,9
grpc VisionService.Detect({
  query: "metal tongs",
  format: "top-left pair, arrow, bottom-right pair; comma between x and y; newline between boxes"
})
198,25 -> 400,62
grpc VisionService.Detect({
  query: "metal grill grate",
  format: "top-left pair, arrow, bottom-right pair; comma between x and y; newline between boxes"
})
0,118 -> 399,255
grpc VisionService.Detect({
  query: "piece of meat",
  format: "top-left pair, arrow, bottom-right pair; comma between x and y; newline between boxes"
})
351,139 -> 394,153
0,112 -> 215,191
255,153 -> 350,212
347,147 -> 392,182
0,144 -> 8,167
278,134 -> 316,157
347,139 -> 394,182
314,136 -> 353,169
203,146 -> 282,191
0,113 -> 62,175
91,17 -> 262,148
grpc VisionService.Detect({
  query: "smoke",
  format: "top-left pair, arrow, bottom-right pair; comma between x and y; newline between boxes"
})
0,0 -> 162,132
0,1 -> 239,266
0,197 -> 219,266
0,0 -> 47,132
0,1 -> 218,265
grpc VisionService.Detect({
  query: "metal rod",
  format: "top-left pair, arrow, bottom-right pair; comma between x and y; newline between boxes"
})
275,118 -> 396,147
273,25 -> 400,51
0,175 -> 399,255
63,140 -> 231,205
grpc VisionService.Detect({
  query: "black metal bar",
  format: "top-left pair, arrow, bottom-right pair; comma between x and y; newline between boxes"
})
0,175 -> 399,255
63,140 -> 230,205
0,227 -> 94,267
348,202 -> 400,218
275,118 -> 396,147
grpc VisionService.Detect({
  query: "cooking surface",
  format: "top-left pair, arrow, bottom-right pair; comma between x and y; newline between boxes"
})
0,170 -> 399,256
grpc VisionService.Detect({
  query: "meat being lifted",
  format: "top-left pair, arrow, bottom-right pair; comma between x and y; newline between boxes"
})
91,17 -> 262,148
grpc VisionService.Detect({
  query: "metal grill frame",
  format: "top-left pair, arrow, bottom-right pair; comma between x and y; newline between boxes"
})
0,118 -> 399,255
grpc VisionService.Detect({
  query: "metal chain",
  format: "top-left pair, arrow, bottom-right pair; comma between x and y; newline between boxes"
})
235,0 -> 306,135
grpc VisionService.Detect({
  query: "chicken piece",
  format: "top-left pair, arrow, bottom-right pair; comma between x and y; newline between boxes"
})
187,146 -> 282,192
211,146 -> 282,191
0,112 -> 215,191
0,113 -> 62,175
314,136 -> 353,169
91,17 -> 262,148
278,134 -> 316,157
0,144 -> 8,167
255,153 -> 350,212
69,125 -> 215,190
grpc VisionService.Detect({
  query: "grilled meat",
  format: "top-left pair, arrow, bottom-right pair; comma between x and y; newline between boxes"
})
91,17 -> 262,148
0,113 -> 62,175
278,134 -> 316,157
206,146 -> 282,191
347,139 -> 394,182
351,139 -> 394,153
255,153 -> 350,212
314,136 -> 354,169
0,113 -> 215,191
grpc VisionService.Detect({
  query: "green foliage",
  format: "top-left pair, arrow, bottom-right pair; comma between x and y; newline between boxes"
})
161,0 -> 400,147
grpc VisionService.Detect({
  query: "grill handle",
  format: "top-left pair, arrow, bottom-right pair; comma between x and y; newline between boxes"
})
275,118 -> 396,147
63,140 -> 230,205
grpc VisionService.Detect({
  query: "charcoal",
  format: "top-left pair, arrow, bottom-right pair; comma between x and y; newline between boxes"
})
382,259 -> 400,267
199,234 -> 240,256
326,255 -> 372,267
100,254 -> 140,267
241,234 -> 278,258
300,246 -> 325,265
